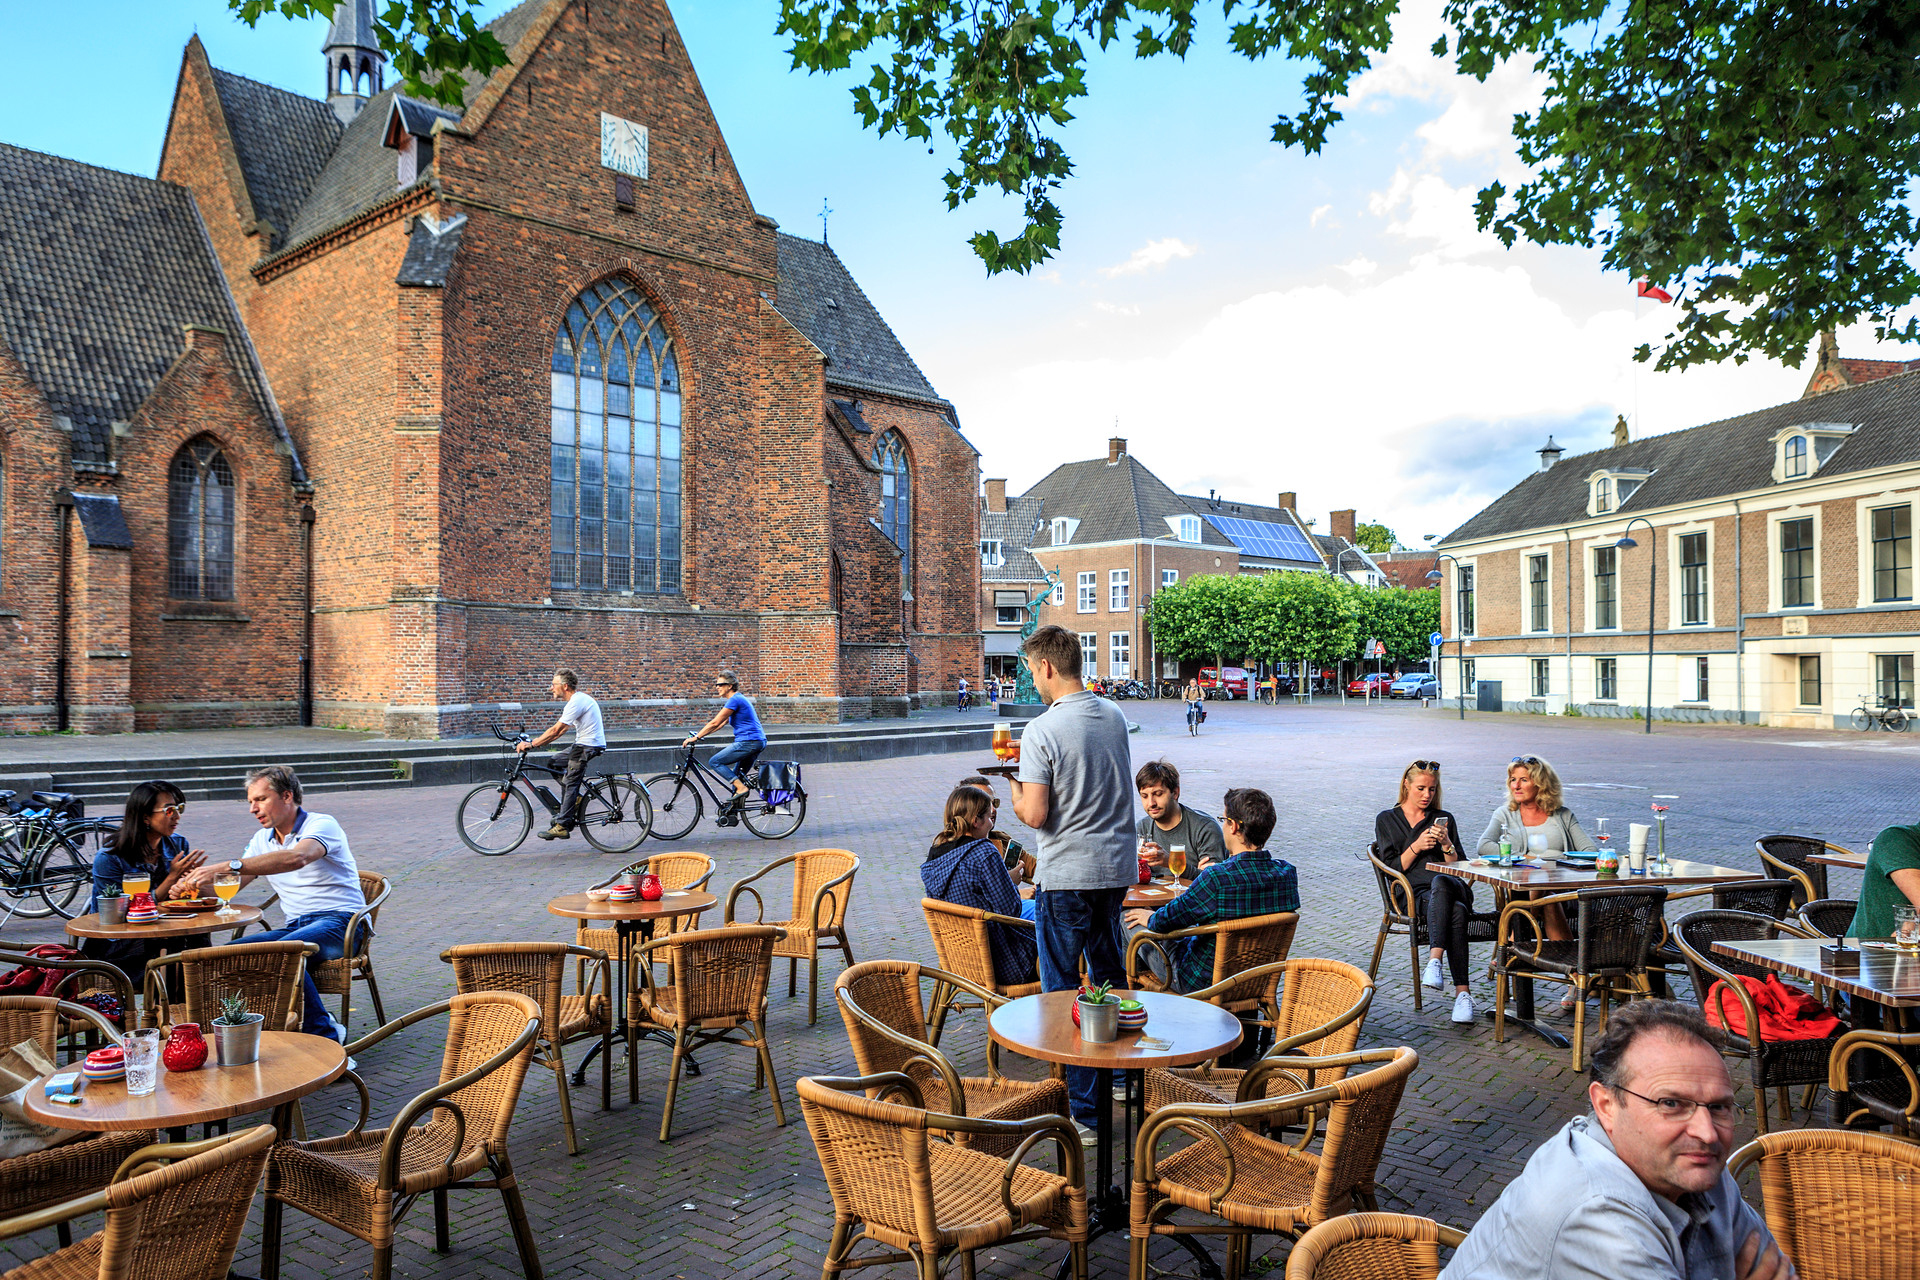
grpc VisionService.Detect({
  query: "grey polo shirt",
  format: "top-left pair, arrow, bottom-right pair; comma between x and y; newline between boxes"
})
1016,690 -> 1135,892
1441,1114 -> 1773,1280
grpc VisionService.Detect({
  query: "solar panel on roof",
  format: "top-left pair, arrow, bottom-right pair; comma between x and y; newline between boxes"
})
1207,516 -> 1321,563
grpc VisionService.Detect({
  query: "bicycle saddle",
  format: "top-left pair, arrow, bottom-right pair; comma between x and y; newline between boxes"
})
30,791 -> 75,807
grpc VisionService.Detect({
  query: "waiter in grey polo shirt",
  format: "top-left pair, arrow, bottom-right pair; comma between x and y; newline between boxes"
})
1009,624 -> 1136,1140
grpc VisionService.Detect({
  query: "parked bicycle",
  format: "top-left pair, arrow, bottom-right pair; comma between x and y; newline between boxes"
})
0,790 -> 116,920
455,727 -> 653,855
644,742 -> 807,841
1850,694 -> 1911,732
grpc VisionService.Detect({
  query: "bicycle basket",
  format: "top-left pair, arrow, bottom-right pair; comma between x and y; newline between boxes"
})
756,761 -> 802,804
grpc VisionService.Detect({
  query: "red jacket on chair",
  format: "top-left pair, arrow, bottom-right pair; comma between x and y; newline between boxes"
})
1704,973 -> 1843,1041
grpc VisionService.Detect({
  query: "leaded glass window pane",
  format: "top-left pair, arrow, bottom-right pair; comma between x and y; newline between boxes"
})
167,439 -> 235,601
876,431 -> 911,554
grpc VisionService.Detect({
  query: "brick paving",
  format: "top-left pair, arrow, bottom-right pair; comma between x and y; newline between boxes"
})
0,700 -> 1912,1278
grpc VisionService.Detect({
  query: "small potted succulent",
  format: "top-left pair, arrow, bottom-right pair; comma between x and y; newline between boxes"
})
97,885 -> 127,926
1076,980 -> 1121,1043
212,989 -> 263,1066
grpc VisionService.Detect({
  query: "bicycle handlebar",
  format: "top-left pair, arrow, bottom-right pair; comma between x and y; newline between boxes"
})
488,723 -> 531,744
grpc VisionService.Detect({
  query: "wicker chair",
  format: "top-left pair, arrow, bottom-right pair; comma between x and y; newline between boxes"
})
577,852 -> 714,980
1124,911 -> 1300,1026
1756,835 -> 1848,909
260,992 -> 544,1280
1727,1128 -> 1920,1279
1495,885 -> 1667,1070
0,1125 -> 277,1280
1144,958 -> 1374,1122
1283,1212 -> 1467,1280
920,898 -> 1041,1046
0,997 -> 151,1249
724,850 -> 859,1025
628,925 -> 787,1142
1364,849 -> 1496,1012
1649,880 -> 1800,995
1798,899 -> 1859,939
243,872 -> 390,1035
797,1071 -> 1088,1280
143,941 -> 314,1033
1672,910 -> 1845,1133
834,960 -> 1068,1157
441,942 -> 613,1155
1827,1027 -> 1920,1136
1129,1046 -> 1419,1280
0,942 -> 138,1035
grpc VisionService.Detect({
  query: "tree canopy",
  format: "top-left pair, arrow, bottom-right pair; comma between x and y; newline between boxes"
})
1353,522 -> 1396,554
1147,572 -> 1436,669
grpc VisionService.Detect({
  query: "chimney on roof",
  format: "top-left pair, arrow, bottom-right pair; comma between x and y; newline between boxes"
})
1537,436 -> 1564,471
984,478 -> 1007,514
1330,509 -> 1356,543
1613,414 -> 1630,447
1107,437 -> 1127,464
1276,492 -> 1297,511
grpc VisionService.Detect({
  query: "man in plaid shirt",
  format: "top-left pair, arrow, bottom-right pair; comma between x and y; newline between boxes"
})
1124,788 -> 1298,993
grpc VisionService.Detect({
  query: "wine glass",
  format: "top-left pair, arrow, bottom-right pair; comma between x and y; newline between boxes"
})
213,872 -> 242,920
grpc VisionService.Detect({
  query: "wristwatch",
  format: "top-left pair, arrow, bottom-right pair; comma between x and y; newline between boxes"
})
228,859 -> 245,874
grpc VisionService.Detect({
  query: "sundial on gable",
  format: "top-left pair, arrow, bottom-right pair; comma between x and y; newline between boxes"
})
600,113 -> 649,179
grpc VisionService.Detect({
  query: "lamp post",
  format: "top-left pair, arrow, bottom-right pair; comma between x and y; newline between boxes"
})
1425,556 -> 1466,721
1615,517 -> 1657,734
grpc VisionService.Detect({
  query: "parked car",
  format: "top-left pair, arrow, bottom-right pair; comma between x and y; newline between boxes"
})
1348,673 -> 1397,697
1400,676 -> 1440,700
1389,673 -> 1432,699
1198,666 -> 1250,699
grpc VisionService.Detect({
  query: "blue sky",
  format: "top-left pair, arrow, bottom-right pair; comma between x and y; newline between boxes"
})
5,0 -> 1913,543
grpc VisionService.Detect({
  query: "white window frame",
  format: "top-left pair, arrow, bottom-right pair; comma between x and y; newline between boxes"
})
1531,657 -> 1551,698
1079,632 -> 1099,678
979,539 -> 1003,568
1076,571 -> 1097,613
1051,517 -> 1078,544
1795,654 -> 1822,709
1770,423 -> 1855,484
1587,541 -> 1622,633
1450,558 -> 1477,638
1667,522 -> 1713,629
1161,568 -> 1178,589
1767,508 -> 1821,612
994,604 -> 1021,626
1050,578 -> 1065,607
1685,655 -> 1710,704
1856,497 -> 1916,607
1109,569 -> 1130,612
1109,631 -> 1131,679
1523,550 -> 1552,635
1595,657 -> 1617,702
1177,515 -> 1201,543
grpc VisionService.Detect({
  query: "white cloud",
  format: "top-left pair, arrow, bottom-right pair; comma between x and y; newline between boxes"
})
1310,204 -> 1335,229
1093,301 -> 1142,317
1374,173 -> 1505,259
1101,237 -> 1198,277
1337,256 -> 1378,279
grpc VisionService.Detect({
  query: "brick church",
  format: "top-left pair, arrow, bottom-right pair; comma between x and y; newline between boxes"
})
0,0 -> 981,736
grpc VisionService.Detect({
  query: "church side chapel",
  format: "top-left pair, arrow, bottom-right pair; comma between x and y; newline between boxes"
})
0,0 -> 980,736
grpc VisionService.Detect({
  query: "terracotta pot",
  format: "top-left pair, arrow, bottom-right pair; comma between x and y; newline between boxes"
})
162,1023 -> 207,1073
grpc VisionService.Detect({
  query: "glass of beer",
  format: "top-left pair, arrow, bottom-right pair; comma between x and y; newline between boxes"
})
121,870 -> 150,898
214,872 -> 242,919
992,722 -> 1012,761
1168,845 -> 1188,879
1898,905 -> 1920,953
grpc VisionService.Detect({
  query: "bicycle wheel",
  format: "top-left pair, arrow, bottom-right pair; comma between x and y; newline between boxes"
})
644,773 -> 703,841
581,777 -> 653,853
1888,706 -> 1911,732
742,790 -> 806,840
1851,707 -> 1874,732
37,838 -> 91,919
457,784 -> 533,856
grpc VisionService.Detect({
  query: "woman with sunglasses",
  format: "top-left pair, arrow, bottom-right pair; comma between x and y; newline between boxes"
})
83,781 -> 208,980
1479,755 -> 1599,1010
1376,761 -> 1476,1023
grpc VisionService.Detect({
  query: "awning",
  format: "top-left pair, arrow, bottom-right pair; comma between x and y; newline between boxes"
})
984,633 -> 1022,655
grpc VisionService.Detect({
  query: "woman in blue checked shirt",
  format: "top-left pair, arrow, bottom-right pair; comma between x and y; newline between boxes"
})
920,785 -> 1038,984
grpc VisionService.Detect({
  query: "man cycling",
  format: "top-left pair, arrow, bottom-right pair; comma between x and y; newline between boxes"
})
958,675 -> 971,712
684,670 -> 767,826
1183,677 -> 1204,735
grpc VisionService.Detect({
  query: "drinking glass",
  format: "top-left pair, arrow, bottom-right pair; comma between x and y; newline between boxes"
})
1897,906 -> 1920,953
124,1029 -> 161,1096
121,871 -> 151,898
991,722 -> 1012,761
1168,845 -> 1187,879
213,872 -> 242,920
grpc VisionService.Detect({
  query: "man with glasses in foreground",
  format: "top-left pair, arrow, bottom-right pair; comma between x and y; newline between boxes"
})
1443,1000 -> 1793,1280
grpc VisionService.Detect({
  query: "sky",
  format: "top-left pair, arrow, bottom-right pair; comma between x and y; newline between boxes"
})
4,0 -> 1916,544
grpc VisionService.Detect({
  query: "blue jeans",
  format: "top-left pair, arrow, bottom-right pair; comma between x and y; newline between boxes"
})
1034,887 -> 1129,1124
710,739 -> 764,786
251,910 -> 359,1037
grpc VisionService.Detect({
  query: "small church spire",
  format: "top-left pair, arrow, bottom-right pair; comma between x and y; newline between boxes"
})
324,0 -> 385,124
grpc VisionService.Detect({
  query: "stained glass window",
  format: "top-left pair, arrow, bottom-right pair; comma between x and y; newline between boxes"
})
551,279 -> 682,594
168,439 -> 234,600
876,431 -> 910,552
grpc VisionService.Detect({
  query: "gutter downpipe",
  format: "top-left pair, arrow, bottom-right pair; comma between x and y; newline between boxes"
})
1564,529 -> 1575,706
54,492 -> 73,731
1733,498 -> 1745,724
300,504 -> 317,727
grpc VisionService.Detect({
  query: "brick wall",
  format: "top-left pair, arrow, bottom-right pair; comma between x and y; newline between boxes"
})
0,345 -> 65,730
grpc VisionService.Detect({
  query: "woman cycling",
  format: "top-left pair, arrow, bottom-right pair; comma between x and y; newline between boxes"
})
1183,677 -> 1205,735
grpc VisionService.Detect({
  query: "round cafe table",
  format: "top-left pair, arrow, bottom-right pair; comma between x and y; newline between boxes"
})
989,989 -> 1242,1277
1123,879 -> 1187,911
547,890 -> 716,1082
21,1031 -> 345,1139
65,904 -> 262,941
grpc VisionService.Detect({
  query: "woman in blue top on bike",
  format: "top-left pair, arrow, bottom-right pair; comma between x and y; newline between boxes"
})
685,670 -> 768,824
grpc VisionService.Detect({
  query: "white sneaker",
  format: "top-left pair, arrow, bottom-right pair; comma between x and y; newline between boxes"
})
1111,1082 -> 1128,1102
1450,991 -> 1476,1024
1072,1120 -> 1098,1148
1421,958 -> 1445,990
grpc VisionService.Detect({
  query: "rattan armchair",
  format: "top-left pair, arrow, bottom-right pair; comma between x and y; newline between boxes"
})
920,898 -> 1041,1046
724,849 -> 859,1025
1672,910 -> 1842,1133
1124,911 -> 1298,1019
0,997 -> 151,1249
577,853 -> 714,980
835,960 -> 1068,1157
260,991 -> 544,1280
1827,1027 -> 1920,1136
0,1125 -> 277,1280
1283,1212 -> 1467,1280
1798,898 -> 1859,939
441,941 -> 613,1155
242,871 -> 390,1035
1495,885 -> 1667,1070
797,1071 -> 1088,1280
1756,835 -> 1849,909
1129,1046 -> 1419,1280
1363,849 -> 1496,1012
1727,1127 -> 1920,1279
628,925 -> 787,1142
143,941 -> 314,1033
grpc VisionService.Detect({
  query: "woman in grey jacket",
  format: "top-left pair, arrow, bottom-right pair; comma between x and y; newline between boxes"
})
1478,756 -> 1598,1010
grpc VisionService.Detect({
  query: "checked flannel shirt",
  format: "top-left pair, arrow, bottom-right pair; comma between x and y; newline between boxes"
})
1145,849 -> 1300,992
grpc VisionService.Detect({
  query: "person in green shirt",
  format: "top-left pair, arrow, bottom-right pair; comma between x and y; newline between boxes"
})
1846,824 -> 1920,939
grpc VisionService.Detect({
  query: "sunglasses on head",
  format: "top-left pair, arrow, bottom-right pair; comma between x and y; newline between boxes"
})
1511,756 -> 1541,766
1409,760 -> 1440,772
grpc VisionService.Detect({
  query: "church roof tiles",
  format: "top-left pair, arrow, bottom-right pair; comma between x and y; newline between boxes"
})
774,235 -> 945,407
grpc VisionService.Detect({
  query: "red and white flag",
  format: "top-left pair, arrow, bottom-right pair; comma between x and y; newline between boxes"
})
1635,279 -> 1673,303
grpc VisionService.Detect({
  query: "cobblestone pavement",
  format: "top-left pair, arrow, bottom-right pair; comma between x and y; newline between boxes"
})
2,700 -> 1912,1278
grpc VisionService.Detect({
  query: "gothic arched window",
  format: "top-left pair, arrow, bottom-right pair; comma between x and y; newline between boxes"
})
876,430 -> 910,553
550,279 -> 682,594
168,438 -> 235,600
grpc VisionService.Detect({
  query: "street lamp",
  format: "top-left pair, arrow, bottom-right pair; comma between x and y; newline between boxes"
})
1425,555 -> 1466,721
1614,517 -> 1657,734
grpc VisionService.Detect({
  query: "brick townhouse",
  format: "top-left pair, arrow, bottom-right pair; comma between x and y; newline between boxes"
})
0,0 -> 980,736
975,438 -> 1382,684
1434,347 -> 1920,728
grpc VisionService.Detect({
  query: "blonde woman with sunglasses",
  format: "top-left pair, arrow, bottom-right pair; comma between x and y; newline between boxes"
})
1478,755 -> 1600,1010
1376,761 -> 1475,1022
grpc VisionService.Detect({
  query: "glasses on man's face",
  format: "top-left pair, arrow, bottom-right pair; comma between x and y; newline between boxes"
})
1410,760 -> 1441,772
1612,1083 -> 1744,1126
157,803 -> 187,818
1511,755 -> 1541,766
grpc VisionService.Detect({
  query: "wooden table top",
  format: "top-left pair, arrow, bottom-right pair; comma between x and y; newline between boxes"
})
988,990 -> 1242,1069
1124,880 -> 1188,911
1808,849 -> 1869,870
1433,858 -> 1759,891
547,890 -> 717,922
23,1032 -> 346,1131
1712,937 -> 1920,1008
65,903 -> 262,941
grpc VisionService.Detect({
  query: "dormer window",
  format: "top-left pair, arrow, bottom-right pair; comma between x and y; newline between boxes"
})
1178,515 -> 1200,543
1051,517 -> 1078,544
1595,477 -> 1613,514
1771,422 -> 1855,484
979,539 -> 1003,568
1587,468 -> 1652,518
1784,435 -> 1808,478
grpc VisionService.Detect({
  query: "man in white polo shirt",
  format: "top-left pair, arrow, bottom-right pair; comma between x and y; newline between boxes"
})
183,764 -> 364,1042
516,668 -> 606,842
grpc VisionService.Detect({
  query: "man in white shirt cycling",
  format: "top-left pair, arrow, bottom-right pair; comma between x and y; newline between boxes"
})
517,668 -> 606,841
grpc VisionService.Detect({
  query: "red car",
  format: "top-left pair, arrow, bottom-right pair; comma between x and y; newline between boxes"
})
1348,673 -> 1397,696
1197,667 -> 1250,699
